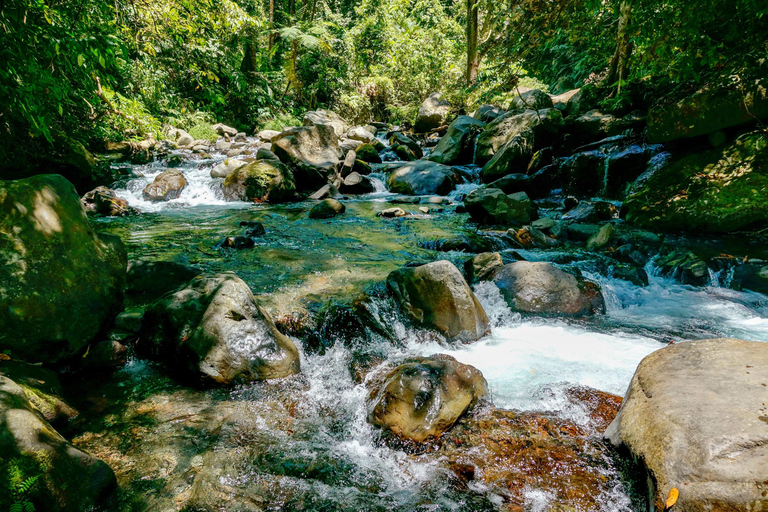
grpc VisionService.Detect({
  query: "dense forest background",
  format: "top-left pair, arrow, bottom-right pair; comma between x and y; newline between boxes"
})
0,0 -> 766,166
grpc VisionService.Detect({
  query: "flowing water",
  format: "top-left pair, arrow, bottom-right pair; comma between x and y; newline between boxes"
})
72,145 -> 768,512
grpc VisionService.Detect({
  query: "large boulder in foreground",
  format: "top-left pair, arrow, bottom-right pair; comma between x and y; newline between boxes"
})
624,133 -> 768,232
271,124 -> 341,189
142,169 -> 187,201
367,354 -> 487,442
0,175 -> 126,363
138,273 -> 300,385
428,115 -> 486,165
493,262 -> 605,317
222,160 -> 296,203
387,260 -> 490,342
0,375 -> 116,512
414,92 -> 451,133
606,338 -> 768,512
648,79 -> 768,143
387,160 -> 458,196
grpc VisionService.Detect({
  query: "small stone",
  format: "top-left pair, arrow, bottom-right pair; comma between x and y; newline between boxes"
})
378,207 -> 407,218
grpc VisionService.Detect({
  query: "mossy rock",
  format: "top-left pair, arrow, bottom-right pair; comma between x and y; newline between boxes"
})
355,143 -> 382,163
624,133 -> 768,232
222,160 -> 296,203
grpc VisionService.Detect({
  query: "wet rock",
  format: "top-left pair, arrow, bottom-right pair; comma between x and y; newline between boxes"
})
464,252 -> 504,283
303,109 -> 349,138
428,116 -> 486,165
340,172 -> 375,194
464,188 -> 536,225
611,263 -> 649,286
240,220 -> 266,236
81,186 -> 138,216
352,159 -> 372,176
79,339 -> 128,371
0,360 -> 78,425
648,79 -> 768,143
567,109 -> 636,146
559,150 -> 606,196
138,273 -> 300,385
624,133 -> 768,232
347,126 -> 376,143
355,143 -> 382,163
126,260 -> 200,298
394,144 -> 417,161
142,169 -> 187,201
308,183 -> 342,200
175,128 -> 194,147
0,175 -> 127,364
271,124 -> 341,189
562,200 -> 614,223
505,87 -> 553,111
604,145 -> 653,198
531,217 -> 556,231
114,308 -> 144,332
367,354 -> 487,442
493,261 -> 605,316
606,338 -> 768,512
213,123 -> 238,137
414,92 -> 451,133
309,198 -> 346,219
257,129 -> 281,142
731,263 -> 768,294
511,225 -> 561,249
476,108 -> 563,167
586,223 -> 614,251
220,236 -> 256,249
387,160 -> 458,196
378,207 -> 407,217
222,160 -> 296,203
654,250 -> 709,286
421,233 -> 494,253
387,260 -> 490,342
210,158 -> 248,178
390,132 -> 423,159
0,376 -> 116,512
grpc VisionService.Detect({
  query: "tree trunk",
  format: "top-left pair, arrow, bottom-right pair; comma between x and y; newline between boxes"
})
466,0 -> 479,85
605,0 -> 635,88
268,0 -> 275,52
241,36 -> 259,78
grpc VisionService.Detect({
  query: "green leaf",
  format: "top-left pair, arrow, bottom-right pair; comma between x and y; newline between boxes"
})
77,54 -> 84,67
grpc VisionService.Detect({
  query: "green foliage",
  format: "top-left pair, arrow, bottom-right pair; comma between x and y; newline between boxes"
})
2,457 -> 43,512
188,122 -> 220,142
260,113 -> 302,131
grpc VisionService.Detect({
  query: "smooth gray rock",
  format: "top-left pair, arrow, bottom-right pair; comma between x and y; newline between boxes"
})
387,161 -> 457,195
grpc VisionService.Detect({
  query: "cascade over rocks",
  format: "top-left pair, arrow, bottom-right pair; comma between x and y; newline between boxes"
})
387,160 -> 458,196
367,354 -> 487,443
142,169 -> 187,201
624,132 -> 768,232
271,124 -> 341,189
606,338 -> 768,512
222,160 -> 296,203
138,273 -> 300,386
387,260 -> 490,342
492,261 -> 605,316
427,115 -> 486,165
0,175 -> 127,363
414,92 -> 451,133
0,375 -> 117,512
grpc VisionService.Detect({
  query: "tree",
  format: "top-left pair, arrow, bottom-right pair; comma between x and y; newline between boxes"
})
604,0 -> 634,90
466,0 -> 479,85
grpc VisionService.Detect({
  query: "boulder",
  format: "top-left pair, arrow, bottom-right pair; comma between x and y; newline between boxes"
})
414,92 -> 451,133
389,132 -> 423,159
476,108 -> 563,167
355,143 -> 382,163
309,198 -> 346,219
586,223 -> 614,251
505,87 -> 554,111
464,252 -> 504,283
271,124 -> 341,189
175,129 -> 194,147
492,262 -> 605,316
654,250 -> 709,286
567,110 -> 634,146
257,129 -> 281,142
472,105 -> 505,123
378,207 -> 407,218
137,273 -> 300,385
81,186 -> 138,216
606,338 -> 768,512
219,236 -> 255,249
0,175 -> 126,363
428,116 -> 486,165
339,138 -> 364,152
464,187 -> 536,225
0,376 -> 116,512
303,109 -> 349,138
222,160 -> 296,203
210,158 -> 248,178
648,79 -> 768,143
0,360 -> 78,425
387,161 -> 458,196
550,88 -> 582,113
308,183 -> 342,201
367,354 -> 487,442
142,169 -> 187,202
623,133 -> 768,232
339,172 -> 374,194
126,260 -> 201,298
212,123 -> 238,137
560,150 -> 606,197
387,260 -> 490,342
347,126 -> 376,143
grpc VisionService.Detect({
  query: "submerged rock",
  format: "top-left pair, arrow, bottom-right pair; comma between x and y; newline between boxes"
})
493,261 -> 605,316
367,354 -> 487,442
0,376 -> 116,512
387,260 -> 490,342
606,338 -> 768,512
309,198 -> 346,219
138,273 -> 300,385
387,160 -> 458,196
0,175 -> 127,364
142,169 -> 187,202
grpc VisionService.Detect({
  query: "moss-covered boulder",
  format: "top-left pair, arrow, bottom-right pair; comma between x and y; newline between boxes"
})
623,133 -> 768,232
355,143 -> 382,163
428,115 -> 486,165
0,175 -> 127,363
222,160 -> 296,203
